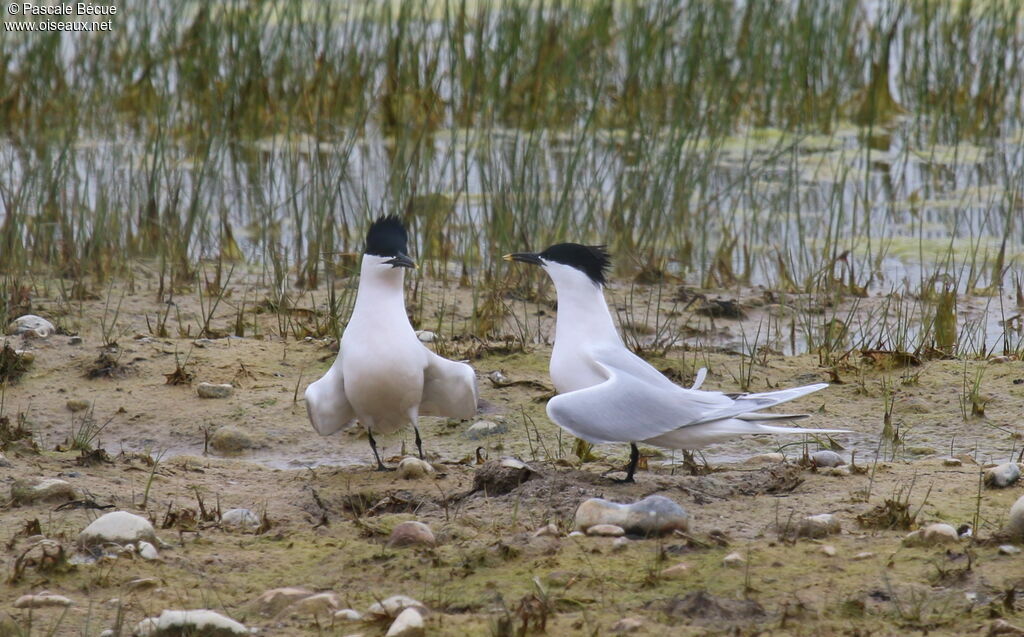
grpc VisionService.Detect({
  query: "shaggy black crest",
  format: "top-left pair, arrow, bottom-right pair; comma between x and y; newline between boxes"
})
365,215 -> 408,257
540,243 -> 611,285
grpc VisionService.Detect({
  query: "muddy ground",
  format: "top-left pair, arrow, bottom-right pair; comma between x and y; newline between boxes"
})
3,269 -> 1024,636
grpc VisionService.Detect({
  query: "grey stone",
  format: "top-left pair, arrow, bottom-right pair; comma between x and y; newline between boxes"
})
197,382 -> 234,399
903,523 -> 959,547
209,426 -> 256,453
985,463 -> 1021,488
796,513 -> 841,539
464,420 -> 506,440
999,545 -> 1022,555
137,541 -> 160,560
253,587 -> 313,617
746,452 -> 785,464
811,450 -> 845,468
396,457 -> 434,480
386,606 -> 425,637
585,524 -> 625,537
1005,495 -> 1024,539
132,609 -> 248,636
387,521 -> 436,548
722,552 -> 745,568
334,609 -> 363,621
367,595 -> 424,619
574,495 -> 689,537
12,478 -> 77,505
7,314 -> 55,338
13,593 -> 73,608
78,511 -> 157,550
221,508 -> 261,531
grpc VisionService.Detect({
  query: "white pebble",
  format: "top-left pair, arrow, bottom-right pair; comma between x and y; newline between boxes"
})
386,606 -> 425,637
396,457 -> 434,480
197,382 -> 233,399
133,610 -> 248,636
722,552 -> 745,568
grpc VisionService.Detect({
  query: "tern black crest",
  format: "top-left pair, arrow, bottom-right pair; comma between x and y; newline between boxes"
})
365,215 -> 408,258
540,243 -> 611,285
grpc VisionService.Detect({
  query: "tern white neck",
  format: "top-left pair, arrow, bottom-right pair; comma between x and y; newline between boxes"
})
351,254 -> 408,320
544,261 -> 622,348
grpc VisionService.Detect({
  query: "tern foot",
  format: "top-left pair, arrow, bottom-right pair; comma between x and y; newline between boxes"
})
374,463 -> 396,472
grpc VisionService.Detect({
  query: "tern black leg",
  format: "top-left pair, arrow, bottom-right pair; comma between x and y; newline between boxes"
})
611,443 -> 640,484
413,425 -> 425,460
367,430 -> 393,471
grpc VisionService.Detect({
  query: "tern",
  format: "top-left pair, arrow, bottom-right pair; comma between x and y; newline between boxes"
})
305,216 -> 478,470
506,243 -> 844,482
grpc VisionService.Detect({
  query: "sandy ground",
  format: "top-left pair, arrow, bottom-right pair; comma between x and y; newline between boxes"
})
3,269 -> 1024,635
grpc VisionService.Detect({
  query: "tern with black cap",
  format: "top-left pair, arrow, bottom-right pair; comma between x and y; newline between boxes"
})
506,243 -> 845,482
305,216 -> 478,470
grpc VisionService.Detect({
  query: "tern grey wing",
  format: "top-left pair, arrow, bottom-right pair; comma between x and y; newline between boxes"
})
305,364 -> 357,436
683,383 -> 829,427
419,350 -> 478,419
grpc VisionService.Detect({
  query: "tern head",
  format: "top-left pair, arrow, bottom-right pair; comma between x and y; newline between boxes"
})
504,243 -> 611,287
365,215 -> 416,269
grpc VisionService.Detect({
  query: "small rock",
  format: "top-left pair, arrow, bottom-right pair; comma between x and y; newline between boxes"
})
796,513 -> 841,539
985,462 -> 1021,488
387,521 -> 436,548
13,592 -> 73,608
137,541 -> 160,560
904,523 -> 960,547
69,335 -> 83,345
0,452 -> 10,467
811,450 -> 845,468
386,606 -> 425,637
611,537 -> 630,552
472,458 -> 537,495
533,523 -> 559,538
133,609 -> 248,636
12,478 -> 77,504
826,466 -> 851,477
367,595 -> 424,619
253,587 -> 313,617
221,508 -> 261,531
941,457 -> 962,467
126,578 -> 159,591
487,370 -> 509,384
464,420 -> 506,440
852,552 -> 875,560
999,545 -> 1022,555
334,609 -> 363,621
611,617 -> 644,633
746,453 -> 785,465
8,314 -> 55,338
821,545 -> 837,557
574,495 -> 689,537
66,399 -> 91,413
991,356 -> 1012,364
586,524 -> 625,537
414,330 -> 436,343
197,382 -> 234,399
723,552 -> 745,568
1006,495 -> 1024,539
568,531 -> 585,537
396,457 -> 435,480
209,426 -> 256,453
660,562 -> 690,579
78,511 -> 157,551
285,592 -> 341,617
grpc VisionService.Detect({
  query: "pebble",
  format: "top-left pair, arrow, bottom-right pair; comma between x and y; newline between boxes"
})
137,541 -> 160,560
133,609 -> 248,636
197,382 -> 234,399
746,452 -> 785,464
13,592 -> 74,608
821,545 -> 837,557
66,399 -> 91,412
660,562 -> 690,579
826,466 -> 851,477
414,330 -> 436,343
386,606 -> 426,637
387,521 -> 436,548
464,420 -> 506,440
253,587 -> 313,617
999,545 -> 1022,555
285,592 -> 341,617
586,524 -> 625,537
985,462 -> 1021,488
7,314 -> 55,338
611,537 -> 630,552
334,609 -> 363,621
722,552 -> 745,568
472,458 -> 537,495
78,511 -> 158,551
941,457 -> 962,467
568,531 -> 585,538
0,452 -> 10,467
811,450 -> 845,468
532,523 -> 559,538
1005,495 -> 1024,539
796,513 -> 841,539
12,478 -> 77,504
367,595 -> 424,619
209,426 -> 256,453
396,457 -> 435,480
221,508 -> 261,531
574,495 -> 689,537
903,523 -> 960,547
126,578 -> 159,591
611,617 -> 644,633
69,335 -> 83,345
852,551 -> 875,560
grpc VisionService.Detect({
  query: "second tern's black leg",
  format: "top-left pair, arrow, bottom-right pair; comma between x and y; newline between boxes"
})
413,425 -> 425,459
611,443 -> 640,484
367,430 -> 393,471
